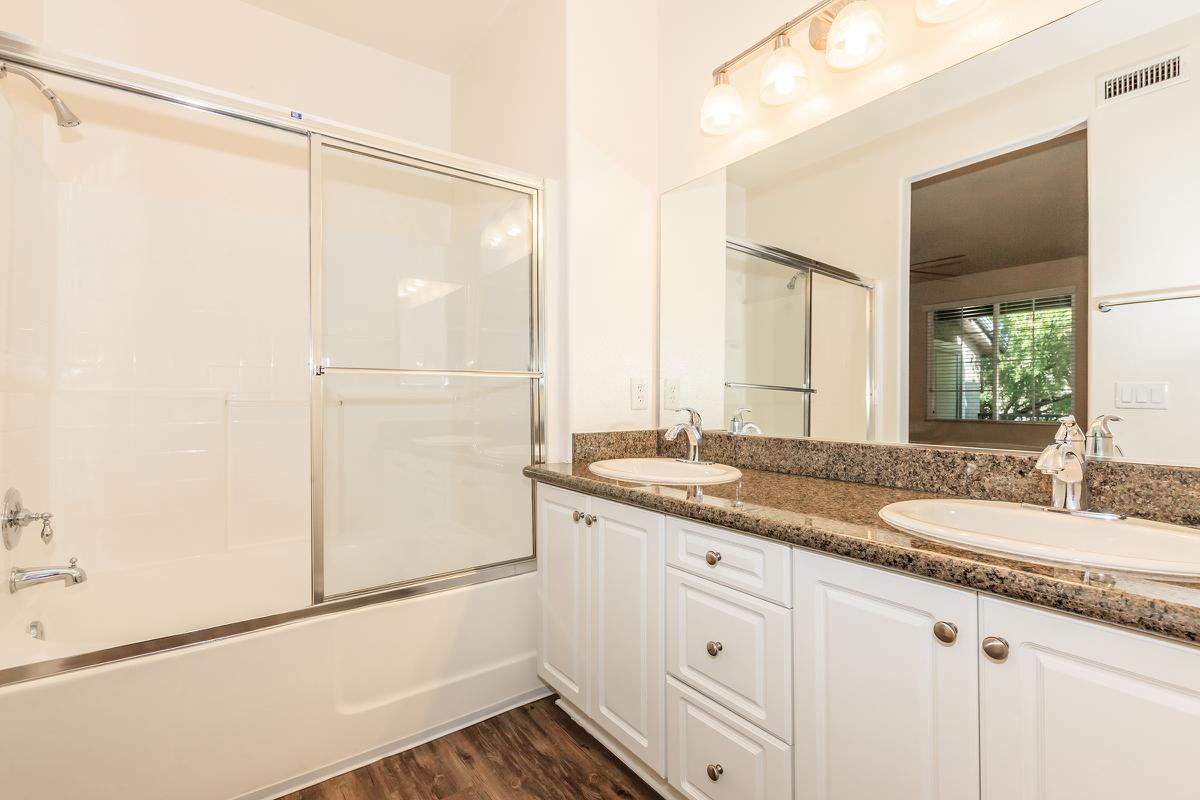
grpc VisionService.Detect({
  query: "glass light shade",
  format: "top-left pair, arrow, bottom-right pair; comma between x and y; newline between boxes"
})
500,204 -> 527,238
700,74 -> 745,134
480,221 -> 505,249
915,0 -> 986,24
759,41 -> 810,105
826,1 -> 886,70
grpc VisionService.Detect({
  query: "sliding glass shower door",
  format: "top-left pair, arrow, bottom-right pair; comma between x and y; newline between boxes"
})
311,137 -> 541,600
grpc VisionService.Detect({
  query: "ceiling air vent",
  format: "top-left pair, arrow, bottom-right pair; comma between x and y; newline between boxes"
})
1099,52 -> 1187,104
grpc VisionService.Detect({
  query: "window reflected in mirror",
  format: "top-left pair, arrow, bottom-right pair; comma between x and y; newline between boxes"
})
908,130 -> 1088,451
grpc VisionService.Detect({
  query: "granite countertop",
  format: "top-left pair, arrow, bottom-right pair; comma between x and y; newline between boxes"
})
524,461 -> 1200,646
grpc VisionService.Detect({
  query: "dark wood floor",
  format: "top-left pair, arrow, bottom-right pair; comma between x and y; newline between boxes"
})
282,696 -> 661,800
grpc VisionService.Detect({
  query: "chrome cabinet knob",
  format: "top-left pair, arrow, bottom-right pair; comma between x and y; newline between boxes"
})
706,640 -> 723,657
572,510 -> 583,523
706,764 -> 724,782
982,636 -> 1010,662
704,550 -> 722,566
932,621 -> 958,644
584,514 -> 597,527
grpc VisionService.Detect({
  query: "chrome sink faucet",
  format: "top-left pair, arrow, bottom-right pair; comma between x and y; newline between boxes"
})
1035,415 -> 1088,511
10,557 -> 87,594
730,407 -> 762,435
666,408 -> 710,464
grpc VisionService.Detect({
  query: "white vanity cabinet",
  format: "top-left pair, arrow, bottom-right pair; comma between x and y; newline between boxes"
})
536,484 -> 667,776
535,481 -> 1200,800
979,596 -> 1200,800
537,484 -> 590,710
793,549 -> 981,800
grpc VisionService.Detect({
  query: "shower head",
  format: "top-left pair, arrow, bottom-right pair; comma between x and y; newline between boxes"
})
0,62 -> 81,127
46,93 -> 81,127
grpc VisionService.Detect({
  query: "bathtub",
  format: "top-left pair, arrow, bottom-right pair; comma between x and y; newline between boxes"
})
0,568 -> 543,799
0,540 -> 311,672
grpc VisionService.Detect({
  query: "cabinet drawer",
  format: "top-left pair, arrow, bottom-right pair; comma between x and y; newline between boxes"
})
667,677 -> 792,800
666,517 -> 791,606
667,568 -> 792,742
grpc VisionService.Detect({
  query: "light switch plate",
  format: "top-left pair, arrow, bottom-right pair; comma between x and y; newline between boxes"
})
629,378 -> 648,410
1115,381 -> 1170,409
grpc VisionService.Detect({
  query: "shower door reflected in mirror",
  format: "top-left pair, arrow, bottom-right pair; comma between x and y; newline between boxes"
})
724,244 -> 812,438
312,137 -> 540,600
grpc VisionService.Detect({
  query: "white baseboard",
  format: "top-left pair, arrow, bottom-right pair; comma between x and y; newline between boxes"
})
554,698 -> 682,800
240,685 -> 554,800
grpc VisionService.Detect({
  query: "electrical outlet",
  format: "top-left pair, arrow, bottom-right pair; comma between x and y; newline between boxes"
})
663,379 -> 681,410
629,378 -> 648,411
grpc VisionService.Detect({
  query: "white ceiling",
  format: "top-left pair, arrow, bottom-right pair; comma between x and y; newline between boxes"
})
240,0 -> 512,74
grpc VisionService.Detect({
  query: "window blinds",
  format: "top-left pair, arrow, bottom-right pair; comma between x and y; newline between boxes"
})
927,293 -> 1073,423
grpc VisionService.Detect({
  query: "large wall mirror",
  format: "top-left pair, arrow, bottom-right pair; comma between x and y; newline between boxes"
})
659,0 -> 1200,467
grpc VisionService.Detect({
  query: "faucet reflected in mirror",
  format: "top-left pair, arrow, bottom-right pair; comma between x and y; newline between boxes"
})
730,407 -> 763,435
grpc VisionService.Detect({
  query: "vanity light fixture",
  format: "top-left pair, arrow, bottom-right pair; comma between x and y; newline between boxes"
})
915,0 -> 986,24
760,34 -> 810,105
822,0 -> 886,69
700,71 -> 745,134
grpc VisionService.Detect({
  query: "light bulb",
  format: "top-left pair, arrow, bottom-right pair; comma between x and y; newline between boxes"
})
915,0 -> 985,24
699,71 -> 744,135
759,34 -> 809,105
826,1 -> 886,70
480,222 -> 505,249
501,204 -> 527,238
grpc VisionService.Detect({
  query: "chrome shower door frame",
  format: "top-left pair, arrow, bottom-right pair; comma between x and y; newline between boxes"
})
0,34 -> 545,687
308,134 -> 545,604
724,238 -> 874,440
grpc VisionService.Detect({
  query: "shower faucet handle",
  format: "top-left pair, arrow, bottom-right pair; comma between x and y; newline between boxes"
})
2,488 -> 54,549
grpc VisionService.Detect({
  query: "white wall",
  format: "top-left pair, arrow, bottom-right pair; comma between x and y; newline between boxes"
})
0,0 -> 453,148
1088,18 -> 1200,465
659,170 -> 726,426
563,0 -> 660,435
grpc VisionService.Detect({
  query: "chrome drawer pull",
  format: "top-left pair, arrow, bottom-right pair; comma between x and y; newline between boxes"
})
706,763 -> 724,782
706,640 -> 723,657
704,550 -> 722,566
572,510 -> 583,523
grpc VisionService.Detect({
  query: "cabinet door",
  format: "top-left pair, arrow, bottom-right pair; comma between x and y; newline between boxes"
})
590,497 -> 667,776
536,484 -> 589,709
980,597 -> 1200,800
794,550 -> 980,800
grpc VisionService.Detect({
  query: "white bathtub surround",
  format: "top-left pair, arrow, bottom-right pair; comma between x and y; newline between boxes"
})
0,573 -> 543,800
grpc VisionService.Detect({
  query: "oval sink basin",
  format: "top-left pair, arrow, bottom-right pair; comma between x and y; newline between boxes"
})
588,458 -> 742,486
880,499 -> 1200,577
